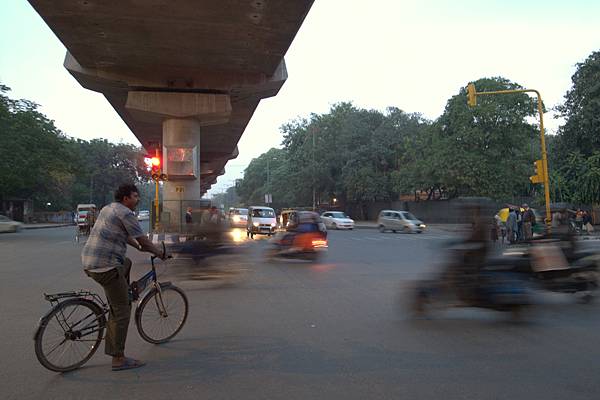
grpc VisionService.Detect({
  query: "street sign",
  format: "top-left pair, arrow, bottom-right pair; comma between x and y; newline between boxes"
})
264,193 -> 272,204
176,186 -> 185,193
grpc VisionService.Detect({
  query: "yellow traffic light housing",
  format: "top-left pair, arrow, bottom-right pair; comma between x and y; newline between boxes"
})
530,159 -> 545,184
467,83 -> 477,107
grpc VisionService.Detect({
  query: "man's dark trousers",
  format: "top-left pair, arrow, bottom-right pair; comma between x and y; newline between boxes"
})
86,259 -> 132,357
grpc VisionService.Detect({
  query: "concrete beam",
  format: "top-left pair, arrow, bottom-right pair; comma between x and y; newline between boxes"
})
125,92 -> 231,126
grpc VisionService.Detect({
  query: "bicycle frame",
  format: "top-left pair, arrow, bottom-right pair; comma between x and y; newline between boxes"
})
133,255 -> 171,318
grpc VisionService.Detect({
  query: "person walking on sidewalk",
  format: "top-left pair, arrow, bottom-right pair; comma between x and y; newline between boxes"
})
82,183 -> 168,371
583,210 -> 594,235
522,203 -> 535,241
506,208 -> 518,244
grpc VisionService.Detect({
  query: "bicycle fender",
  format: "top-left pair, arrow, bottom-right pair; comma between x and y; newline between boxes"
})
33,298 -> 105,341
33,307 -> 57,341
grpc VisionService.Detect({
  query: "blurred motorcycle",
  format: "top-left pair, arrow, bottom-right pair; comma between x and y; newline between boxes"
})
266,231 -> 328,261
411,240 -> 532,319
496,239 -> 599,303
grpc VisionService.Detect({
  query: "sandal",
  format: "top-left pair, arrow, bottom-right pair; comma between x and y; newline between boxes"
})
112,357 -> 146,371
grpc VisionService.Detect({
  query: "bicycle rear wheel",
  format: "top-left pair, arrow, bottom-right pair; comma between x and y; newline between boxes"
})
135,284 -> 188,344
34,298 -> 105,372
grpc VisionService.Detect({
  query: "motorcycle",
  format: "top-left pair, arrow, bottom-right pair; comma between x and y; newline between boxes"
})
266,231 -> 328,261
496,239 -> 599,303
411,240 -> 532,319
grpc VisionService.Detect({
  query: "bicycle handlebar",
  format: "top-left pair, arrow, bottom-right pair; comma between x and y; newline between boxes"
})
151,241 -> 172,262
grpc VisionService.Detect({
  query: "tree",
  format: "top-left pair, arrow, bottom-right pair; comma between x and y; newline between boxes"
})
0,83 -> 150,211
429,77 -> 539,199
547,50 -> 600,206
555,51 -> 600,157
0,84 -> 74,209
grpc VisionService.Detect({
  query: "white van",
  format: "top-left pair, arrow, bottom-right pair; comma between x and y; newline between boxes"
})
247,206 -> 276,238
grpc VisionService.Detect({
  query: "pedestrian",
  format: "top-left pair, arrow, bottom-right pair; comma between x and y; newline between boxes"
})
522,203 -> 535,241
575,209 -> 584,232
491,216 -> 499,243
516,208 -> 523,242
506,208 -> 518,244
552,210 -> 563,228
583,210 -> 594,235
82,184 -> 168,371
185,207 -> 193,224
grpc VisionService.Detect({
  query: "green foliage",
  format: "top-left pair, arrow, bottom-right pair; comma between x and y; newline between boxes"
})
551,51 -> 600,205
238,77 -> 543,208
556,51 -> 600,157
432,77 -> 539,199
0,84 -> 150,211
552,151 -> 600,204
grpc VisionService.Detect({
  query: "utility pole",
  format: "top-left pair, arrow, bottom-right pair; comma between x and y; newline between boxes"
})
312,128 -> 316,211
89,174 -> 94,203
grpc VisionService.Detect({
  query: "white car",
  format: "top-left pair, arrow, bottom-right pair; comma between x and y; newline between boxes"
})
0,215 -> 23,233
320,211 -> 354,230
137,210 -> 150,221
229,208 -> 248,228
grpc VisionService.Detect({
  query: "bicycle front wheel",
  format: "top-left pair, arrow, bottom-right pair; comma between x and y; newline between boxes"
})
136,285 -> 188,344
34,298 -> 105,372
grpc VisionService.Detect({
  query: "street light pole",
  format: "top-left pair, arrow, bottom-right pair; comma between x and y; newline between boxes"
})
312,128 -> 316,211
467,84 -> 552,228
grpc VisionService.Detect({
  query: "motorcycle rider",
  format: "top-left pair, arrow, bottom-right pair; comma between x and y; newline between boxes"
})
449,202 -> 490,304
271,211 -> 326,250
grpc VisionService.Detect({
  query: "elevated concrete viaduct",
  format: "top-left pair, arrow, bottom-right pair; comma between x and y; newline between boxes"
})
28,0 -> 314,227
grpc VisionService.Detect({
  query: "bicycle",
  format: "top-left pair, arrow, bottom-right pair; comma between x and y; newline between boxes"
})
74,222 -> 90,243
33,244 -> 188,372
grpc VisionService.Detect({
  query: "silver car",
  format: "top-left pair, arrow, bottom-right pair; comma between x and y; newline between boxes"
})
0,215 -> 23,233
377,210 -> 426,233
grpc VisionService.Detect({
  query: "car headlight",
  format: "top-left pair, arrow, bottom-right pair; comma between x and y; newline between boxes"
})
271,222 -> 276,227
253,222 -> 259,227
232,215 -> 240,222
420,224 -> 426,228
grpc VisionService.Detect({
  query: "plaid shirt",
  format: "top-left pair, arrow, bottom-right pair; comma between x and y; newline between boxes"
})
82,202 -> 144,270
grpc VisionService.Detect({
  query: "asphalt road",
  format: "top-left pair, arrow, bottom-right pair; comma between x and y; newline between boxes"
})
1,226 -> 600,400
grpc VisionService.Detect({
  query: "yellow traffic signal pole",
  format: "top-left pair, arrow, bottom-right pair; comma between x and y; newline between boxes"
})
467,84 -> 552,229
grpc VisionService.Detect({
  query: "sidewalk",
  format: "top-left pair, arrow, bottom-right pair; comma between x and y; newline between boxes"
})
23,223 -> 73,230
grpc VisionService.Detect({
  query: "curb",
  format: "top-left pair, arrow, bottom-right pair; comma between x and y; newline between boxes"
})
352,223 -> 469,233
23,224 -> 73,230
353,224 -> 377,230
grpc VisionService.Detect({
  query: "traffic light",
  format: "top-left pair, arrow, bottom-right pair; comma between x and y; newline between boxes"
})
150,157 -> 160,171
467,83 -> 477,107
145,155 -> 161,181
530,159 -> 544,184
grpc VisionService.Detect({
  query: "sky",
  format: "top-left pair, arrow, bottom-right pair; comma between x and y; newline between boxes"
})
1,0 -> 599,196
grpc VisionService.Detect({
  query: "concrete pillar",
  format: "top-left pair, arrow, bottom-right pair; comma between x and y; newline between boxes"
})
162,118 -> 201,230
124,91 -> 231,232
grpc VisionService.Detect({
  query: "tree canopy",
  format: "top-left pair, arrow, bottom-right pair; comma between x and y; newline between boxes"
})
237,77 -> 543,209
0,84 -> 150,211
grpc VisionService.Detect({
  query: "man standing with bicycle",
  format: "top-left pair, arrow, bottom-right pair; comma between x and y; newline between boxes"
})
82,183 -> 167,371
